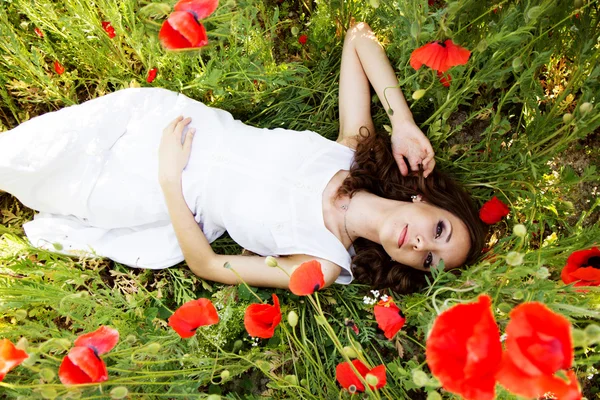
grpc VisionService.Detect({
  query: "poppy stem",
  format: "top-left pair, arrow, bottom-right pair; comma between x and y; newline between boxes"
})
431,286 -> 479,315
223,262 -> 264,303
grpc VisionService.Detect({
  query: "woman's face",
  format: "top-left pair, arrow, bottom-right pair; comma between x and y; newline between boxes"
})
379,200 -> 471,272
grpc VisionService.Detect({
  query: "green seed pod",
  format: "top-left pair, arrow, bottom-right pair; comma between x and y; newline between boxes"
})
513,224 -> 527,237
126,334 -> 137,344
291,26 -> 299,36
15,309 -> 28,321
412,370 -> 430,387
476,39 -> 488,53
287,310 -> 299,328
40,388 -> 58,400
110,387 -> 129,400
572,328 -> 586,347
265,256 -> 278,268
342,346 -> 358,358
512,290 -> 524,300
146,342 -> 161,353
412,89 -> 426,100
284,374 -> 298,385
584,324 -> 600,344
365,373 -> 379,387
498,302 -> 512,314
512,57 -> 523,71
40,368 -> 56,382
563,113 -> 573,123
506,251 -> 524,266
526,6 -> 541,21
232,339 -> 243,353
220,370 -> 231,381
300,378 -> 308,386
427,391 -> 443,400
580,102 -> 593,114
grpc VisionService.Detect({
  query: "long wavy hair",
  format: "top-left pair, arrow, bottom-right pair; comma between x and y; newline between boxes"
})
337,127 -> 487,294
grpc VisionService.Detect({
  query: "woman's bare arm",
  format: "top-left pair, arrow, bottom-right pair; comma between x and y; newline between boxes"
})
338,22 -> 436,177
159,117 -> 342,289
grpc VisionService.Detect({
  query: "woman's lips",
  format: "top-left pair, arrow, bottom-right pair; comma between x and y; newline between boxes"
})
398,225 -> 408,248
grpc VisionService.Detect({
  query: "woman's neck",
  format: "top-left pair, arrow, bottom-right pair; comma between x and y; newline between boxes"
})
343,191 -> 398,244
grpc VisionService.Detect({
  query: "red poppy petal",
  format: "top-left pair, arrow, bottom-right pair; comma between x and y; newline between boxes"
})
167,11 -> 208,48
65,347 -> 108,383
174,0 -> 219,20
366,365 -> 387,389
335,359 -> 369,392
479,196 -> 509,224
73,326 -> 119,355
442,40 -> 471,71
58,355 -> 93,385
374,302 -> 405,340
243,294 -> 281,339
502,303 -> 572,377
168,298 -> 219,338
0,339 -> 28,381
159,20 -> 191,49
438,71 -> 451,87
53,61 -> 65,75
426,295 -> 501,400
289,260 -> 325,296
410,42 -> 447,72
566,247 -> 600,267
569,266 -> 600,282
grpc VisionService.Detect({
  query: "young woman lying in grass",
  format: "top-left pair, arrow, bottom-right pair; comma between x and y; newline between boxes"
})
0,22 -> 486,294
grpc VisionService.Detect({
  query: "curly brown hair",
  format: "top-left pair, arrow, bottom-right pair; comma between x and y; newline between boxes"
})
337,127 -> 487,294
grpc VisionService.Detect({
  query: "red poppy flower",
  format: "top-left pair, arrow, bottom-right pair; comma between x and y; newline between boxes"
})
159,11 -> 208,50
336,359 -> 386,393
438,71 -> 451,87
58,326 -> 119,385
496,302 -> 581,400
244,294 -> 281,339
289,260 -> 325,296
479,196 -> 509,224
101,21 -> 116,39
34,27 -> 44,38
410,40 -> 471,73
168,298 -> 219,338
0,339 -> 28,382
174,0 -> 219,20
146,67 -> 158,83
54,61 -> 65,75
374,297 -> 406,340
298,34 -> 308,45
426,295 -> 501,400
561,247 -> 600,287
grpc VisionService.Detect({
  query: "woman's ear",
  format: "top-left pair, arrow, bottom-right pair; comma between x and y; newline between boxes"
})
411,194 -> 424,203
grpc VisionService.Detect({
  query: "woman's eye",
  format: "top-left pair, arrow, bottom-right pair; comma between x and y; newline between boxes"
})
435,221 -> 444,239
424,252 -> 433,269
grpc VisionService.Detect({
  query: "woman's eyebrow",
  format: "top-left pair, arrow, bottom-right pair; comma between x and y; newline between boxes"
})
446,222 -> 453,243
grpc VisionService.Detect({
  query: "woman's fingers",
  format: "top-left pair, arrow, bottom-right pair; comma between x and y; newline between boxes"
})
173,117 -> 192,139
183,128 -> 195,159
165,115 -> 184,133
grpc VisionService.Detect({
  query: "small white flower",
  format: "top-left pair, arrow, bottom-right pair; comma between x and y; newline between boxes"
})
370,290 -> 380,298
363,296 -> 371,304
380,294 -> 389,302
500,334 -> 508,342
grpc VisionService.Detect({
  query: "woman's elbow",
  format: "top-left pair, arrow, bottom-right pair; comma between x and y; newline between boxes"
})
322,264 -> 342,288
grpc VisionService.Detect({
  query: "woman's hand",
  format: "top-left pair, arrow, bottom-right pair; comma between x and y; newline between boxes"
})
391,121 -> 436,177
158,116 -> 195,186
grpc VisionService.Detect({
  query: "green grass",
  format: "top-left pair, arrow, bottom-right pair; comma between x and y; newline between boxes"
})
1,0 -> 599,398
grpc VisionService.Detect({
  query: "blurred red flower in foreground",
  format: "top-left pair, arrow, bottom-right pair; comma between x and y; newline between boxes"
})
410,39 -> 471,73
496,303 -> 581,400
159,0 -> 218,50
426,295 -> 501,400
298,34 -> 308,45
54,61 -> 65,75
0,339 -> 28,382
101,21 -> 116,38
146,67 -> 158,83
34,27 -> 44,38
289,260 -> 325,295
438,71 -> 451,87
374,297 -> 405,340
59,326 -> 119,385
168,298 -> 219,338
561,247 -> 600,287
479,196 -> 509,224
244,294 -> 281,339
336,359 -> 386,393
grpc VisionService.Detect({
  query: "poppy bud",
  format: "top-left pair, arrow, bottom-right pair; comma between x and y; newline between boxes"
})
580,102 -> 593,114
146,342 -> 161,353
584,324 -> 600,344
233,339 -> 243,352
39,388 -> 57,399
534,266 -> 550,279
207,395 -> 221,400
287,310 -> 298,327
476,39 -> 488,52
410,21 -> 419,39
15,309 -> 27,321
342,346 -> 358,358
563,113 -> 573,123
291,26 -> 299,36
512,57 -> 522,71
526,6 -> 541,21
369,0 -> 380,8
512,224 -> 527,237
40,368 -> 56,381
284,374 -> 298,385
110,387 -> 129,399
315,315 -> 327,325
365,373 -> 379,387
512,290 -> 524,300
571,328 -> 586,347
412,370 -> 430,387
220,369 -> 230,381
265,256 -> 278,267
497,302 -> 512,314
126,334 -> 137,343
427,392 -> 442,400
412,89 -> 426,100
16,337 -> 28,351
505,251 -> 524,266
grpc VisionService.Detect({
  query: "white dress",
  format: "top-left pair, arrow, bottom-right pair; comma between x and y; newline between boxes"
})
0,88 -> 355,284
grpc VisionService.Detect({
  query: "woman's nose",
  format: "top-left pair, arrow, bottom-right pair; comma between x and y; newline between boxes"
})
413,235 -> 424,251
